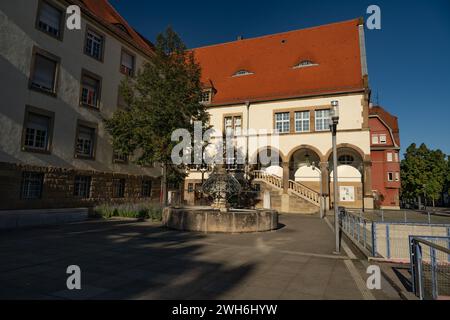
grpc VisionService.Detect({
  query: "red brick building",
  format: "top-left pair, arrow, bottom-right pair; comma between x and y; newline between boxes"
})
369,106 -> 401,209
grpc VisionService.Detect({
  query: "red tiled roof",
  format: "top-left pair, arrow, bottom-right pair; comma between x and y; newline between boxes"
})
79,0 -> 153,54
193,18 -> 365,106
369,106 -> 400,146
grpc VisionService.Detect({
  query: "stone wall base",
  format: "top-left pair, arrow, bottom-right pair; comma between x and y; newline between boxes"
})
0,162 -> 161,210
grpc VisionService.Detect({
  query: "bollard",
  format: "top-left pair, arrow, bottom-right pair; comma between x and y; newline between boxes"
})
404,211 -> 407,223
428,211 -> 431,224
381,210 -> 384,222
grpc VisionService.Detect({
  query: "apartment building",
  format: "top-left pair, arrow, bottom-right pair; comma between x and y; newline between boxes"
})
369,106 -> 401,209
0,0 -> 161,210
185,18 -> 379,212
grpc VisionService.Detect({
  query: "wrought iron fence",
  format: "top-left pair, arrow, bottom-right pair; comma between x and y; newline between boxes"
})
410,236 -> 450,300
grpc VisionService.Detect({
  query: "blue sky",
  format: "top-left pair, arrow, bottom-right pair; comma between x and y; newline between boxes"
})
111,0 -> 450,155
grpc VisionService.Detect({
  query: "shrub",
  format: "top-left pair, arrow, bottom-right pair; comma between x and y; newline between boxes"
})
94,202 -> 163,221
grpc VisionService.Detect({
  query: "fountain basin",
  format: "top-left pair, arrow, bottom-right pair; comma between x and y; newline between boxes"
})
163,207 -> 279,233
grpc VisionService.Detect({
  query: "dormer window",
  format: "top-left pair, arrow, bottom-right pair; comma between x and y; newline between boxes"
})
233,70 -> 254,77
293,60 -> 318,69
114,23 -> 130,35
200,89 -> 212,104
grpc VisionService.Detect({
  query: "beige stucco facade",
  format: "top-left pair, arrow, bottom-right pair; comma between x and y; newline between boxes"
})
0,0 -> 159,176
186,92 -> 374,210
0,0 -> 161,209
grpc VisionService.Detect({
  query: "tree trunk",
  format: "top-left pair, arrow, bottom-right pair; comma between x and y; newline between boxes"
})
161,163 -> 168,207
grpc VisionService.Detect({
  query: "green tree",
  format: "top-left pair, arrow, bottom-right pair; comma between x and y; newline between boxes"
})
401,143 -> 447,207
105,27 -> 209,206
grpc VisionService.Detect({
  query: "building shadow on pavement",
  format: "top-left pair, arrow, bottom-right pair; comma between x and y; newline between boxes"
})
0,219 -> 255,300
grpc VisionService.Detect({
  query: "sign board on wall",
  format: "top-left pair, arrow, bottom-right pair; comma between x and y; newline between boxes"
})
340,186 -> 355,202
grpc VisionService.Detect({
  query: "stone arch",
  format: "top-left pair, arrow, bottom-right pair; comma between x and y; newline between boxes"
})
288,146 -> 324,191
324,143 -> 366,164
249,146 -> 286,165
286,144 -> 325,162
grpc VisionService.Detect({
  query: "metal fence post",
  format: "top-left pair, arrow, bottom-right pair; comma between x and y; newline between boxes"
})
371,222 -> 377,257
357,216 -> 361,243
363,219 -> 367,249
409,236 -> 416,294
386,224 -> 391,259
448,228 -> 450,263
430,247 -> 438,300
416,243 -> 424,300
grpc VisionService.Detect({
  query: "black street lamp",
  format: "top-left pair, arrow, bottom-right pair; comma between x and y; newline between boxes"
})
330,100 -> 340,254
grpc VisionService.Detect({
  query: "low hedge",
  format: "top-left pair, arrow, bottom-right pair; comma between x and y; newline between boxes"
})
94,203 -> 163,221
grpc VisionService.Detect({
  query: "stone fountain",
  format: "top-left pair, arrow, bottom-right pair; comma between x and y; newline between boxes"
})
162,165 -> 279,233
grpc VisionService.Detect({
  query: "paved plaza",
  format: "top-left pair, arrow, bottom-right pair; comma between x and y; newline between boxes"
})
0,214 -> 401,300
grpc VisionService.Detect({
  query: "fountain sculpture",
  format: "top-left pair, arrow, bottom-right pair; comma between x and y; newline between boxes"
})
162,165 -> 279,233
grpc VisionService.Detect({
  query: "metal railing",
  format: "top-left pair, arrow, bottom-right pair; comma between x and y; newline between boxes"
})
340,209 -> 376,257
252,171 -> 320,206
288,180 -> 320,206
339,209 -> 450,261
252,171 -> 283,189
410,236 -> 450,300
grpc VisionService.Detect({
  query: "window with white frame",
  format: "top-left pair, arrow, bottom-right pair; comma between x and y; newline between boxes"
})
120,50 -> 135,76
379,134 -> 387,144
224,115 -> 242,136
76,125 -> 96,158
37,1 -> 63,38
387,172 -> 394,182
315,109 -> 330,131
295,111 -> 310,132
85,29 -> 104,60
80,72 -> 101,108
200,90 -> 212,104
21,172 -> 44,200
31,52 -> 58,93
394,152 -> 399,162
275,112 -> 290,133
395,172 -> 400,181
24,112 -> 51,151
387,152 -> 393,162
74,176 -> 91,198
372,135 -> 379,144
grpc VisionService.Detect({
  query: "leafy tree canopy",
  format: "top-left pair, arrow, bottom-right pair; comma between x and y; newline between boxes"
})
401,143 -> 448,205
105,27 -> 209,202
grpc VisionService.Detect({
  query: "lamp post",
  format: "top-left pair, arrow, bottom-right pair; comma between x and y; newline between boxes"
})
330,100 -> 340,254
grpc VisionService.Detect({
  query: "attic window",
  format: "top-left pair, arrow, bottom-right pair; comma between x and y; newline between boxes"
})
293,60 -> 318,69
233,70 -> 254,77
114,23 -> 130,35
200,89 -> 213,104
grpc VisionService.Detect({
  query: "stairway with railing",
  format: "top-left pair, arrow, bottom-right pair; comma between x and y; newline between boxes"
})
252,170 -> 320,207
288,180 -> 320,206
